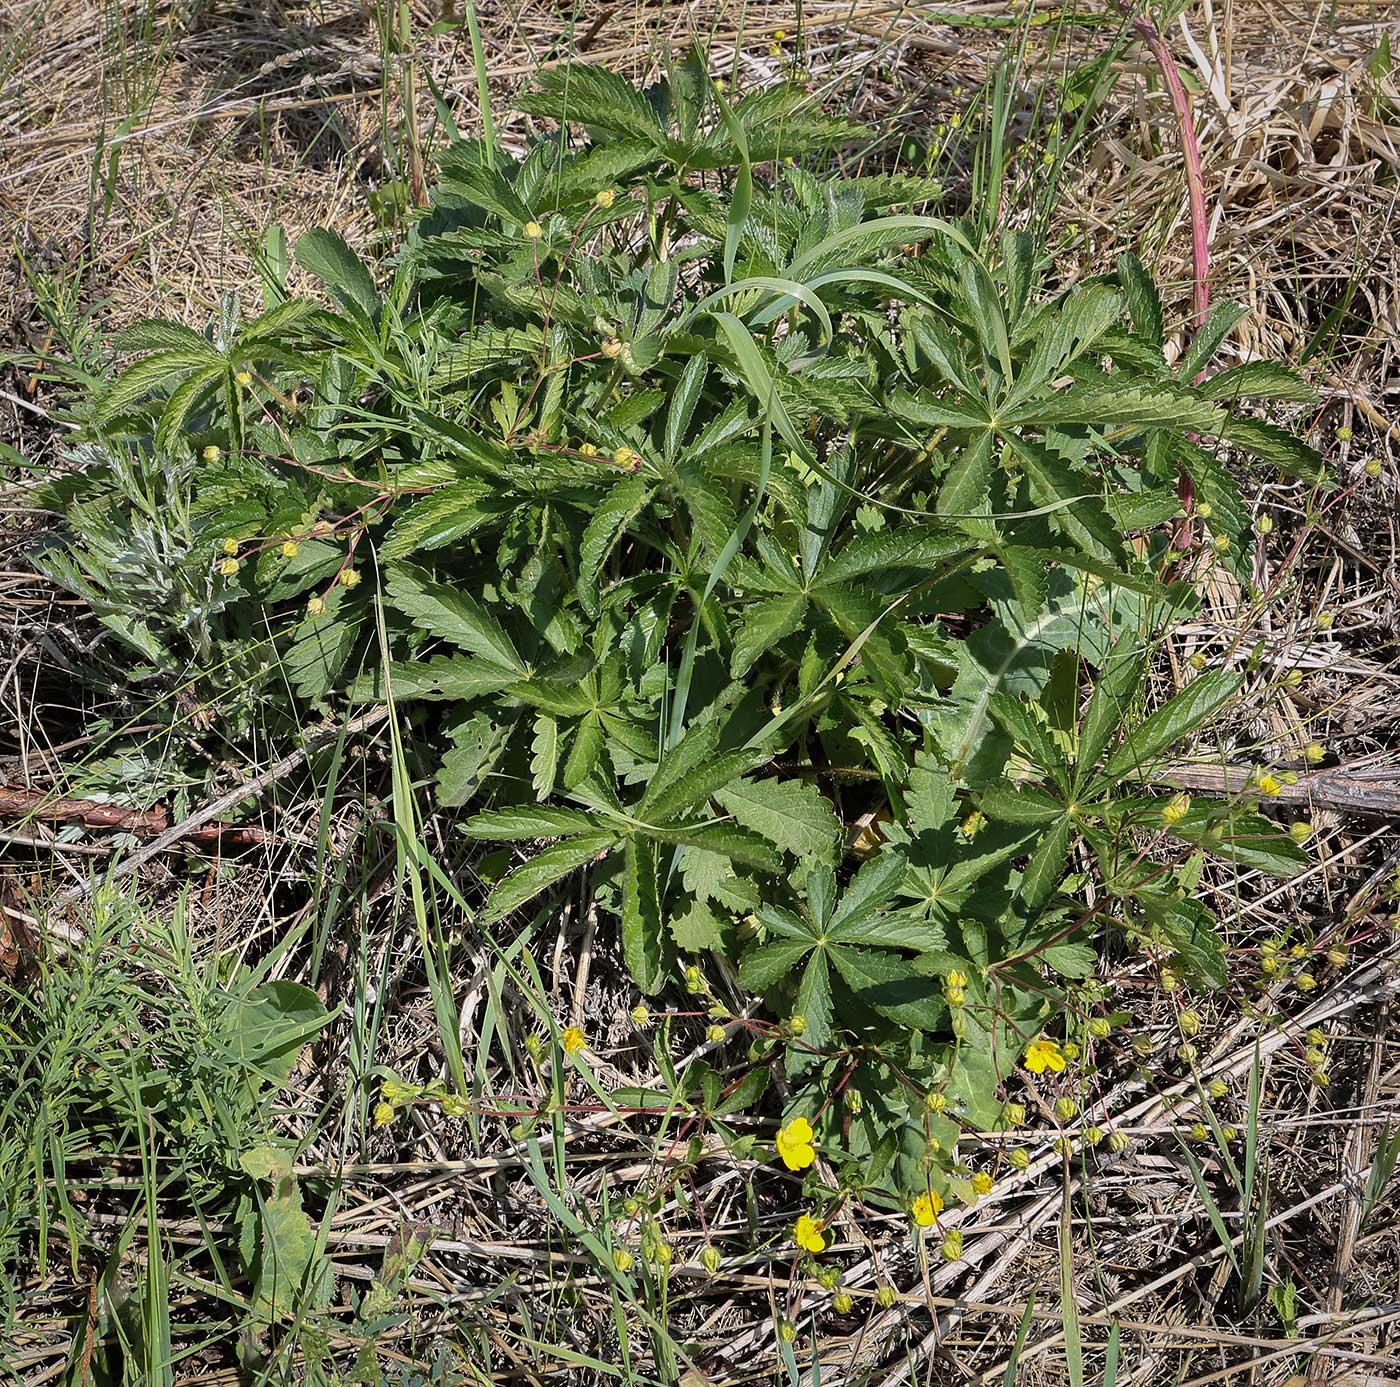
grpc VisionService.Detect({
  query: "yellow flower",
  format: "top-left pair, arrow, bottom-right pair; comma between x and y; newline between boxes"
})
1257,773 -> 1282,797
235,370 -> 253,387
1022,1037 -> 1066,1074
776,1117 -> 816,1171
580,442 -> 598,457
281,540 -> 299,558
222,537 -> 240,556
971,1172 -> 993,1197
373,1101 -> 397,1127
773,27 -> 787,39
911,1191 -> 943,1226
561,1025 -> 587,1054
595,188 -> 616,208
792,1213 -> 826,1254
1305,742 -> 1325,764
1161,792 -> 1191,825
218,557 -> 241,577
523,221 -> 543,239
339,568 -> 361,589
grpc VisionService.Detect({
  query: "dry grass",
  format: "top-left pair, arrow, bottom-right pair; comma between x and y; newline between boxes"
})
5,0 -> 1400,1382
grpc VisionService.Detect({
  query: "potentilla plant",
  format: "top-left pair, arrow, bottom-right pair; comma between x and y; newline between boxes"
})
39,53 -> 1314,1202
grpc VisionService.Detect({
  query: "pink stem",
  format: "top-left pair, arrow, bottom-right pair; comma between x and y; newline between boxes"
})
1125,9 -> 1213,548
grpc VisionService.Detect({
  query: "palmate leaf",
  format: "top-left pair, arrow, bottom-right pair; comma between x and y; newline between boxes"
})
437,712 -> 515,807
461,805 -> 606,839
623,834 -> 665,993
1005,384 -> 1225,435
737,936 -> 813,990
348,654 -> 519,703
1141,891 -> 1227,990
578,475 -> 656,612
517,65 -> 663,142
714,777 -> 842,861
1161,805 -> 1307,877
481,831 -> 621,924
295,229 -> 378,317
938,432 -> 995,520
830,946 -> 946,1031
386,564 -> 526,673
1004,434 -> 1122,564
1095,669 -> 1241,785
1019,816 -> 1072,908
382,483 -> 517,561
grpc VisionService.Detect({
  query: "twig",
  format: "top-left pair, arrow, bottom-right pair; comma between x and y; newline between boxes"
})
53,707 -> 389,914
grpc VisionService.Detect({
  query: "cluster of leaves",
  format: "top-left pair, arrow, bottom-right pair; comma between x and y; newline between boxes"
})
36,55 -> 1313,1198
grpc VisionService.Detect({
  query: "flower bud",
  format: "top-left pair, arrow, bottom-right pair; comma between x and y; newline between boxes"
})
1297,972 -> 1317,992
1088,1017 -> 1111,1040
1084,1126 -> 1104,1147
612,1248 -> 633,1272
1008,1147 -> 1029,1171
373,1101 -> 396,1127
235,370 -> 253,387
702,1244 -> 722,1275
1207,1078 -> 1228,1099
203,444 -> 222,462
788,1014 -> 806,1037
833,1292 -> 853,1313
1327,946 -> 1347,967
1177,1042 -> 1198,1065
1107,1130 -> 1129,1154
925,1091 -> 947,1113
306,596 -> 326,617
1054,1097 -> 1078,1122
630,1004 -> 650,1026
1189,1122 -> 1209,1141
706,1024 -> 727,1045
940,1230 -> 963,1262
1178,1009 -> 1201,1037
1003,1102 -> 1027,1126
778,1319 -> 797,1343
876,1284 -> 897,1309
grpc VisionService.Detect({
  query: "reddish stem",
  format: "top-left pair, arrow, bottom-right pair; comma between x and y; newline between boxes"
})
1126,9 -> 1212,547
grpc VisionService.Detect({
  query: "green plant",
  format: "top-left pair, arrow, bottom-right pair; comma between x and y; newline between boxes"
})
36,54 -> 1314,1203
